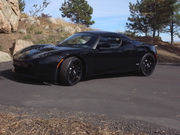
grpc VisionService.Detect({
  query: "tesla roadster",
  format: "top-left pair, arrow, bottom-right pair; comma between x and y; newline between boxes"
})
13,31 -> 157,86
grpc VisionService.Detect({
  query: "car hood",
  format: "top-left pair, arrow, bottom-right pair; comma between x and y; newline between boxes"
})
13,44 -> 83,60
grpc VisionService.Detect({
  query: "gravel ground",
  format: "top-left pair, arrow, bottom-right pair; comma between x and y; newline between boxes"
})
0,105 -> 179,135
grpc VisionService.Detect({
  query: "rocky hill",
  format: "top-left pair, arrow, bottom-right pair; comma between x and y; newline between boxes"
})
0,0 -> 20,33
0,0 -> 90,56
0,13 -> 91,53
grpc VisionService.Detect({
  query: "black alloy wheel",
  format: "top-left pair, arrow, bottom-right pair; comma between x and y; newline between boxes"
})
139,53 -> 156,76
59,57 -> 83,86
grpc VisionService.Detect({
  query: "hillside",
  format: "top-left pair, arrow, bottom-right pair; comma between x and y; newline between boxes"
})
0,14 -> 180,63
132,36 -> 180,63
0,14 -> 91,53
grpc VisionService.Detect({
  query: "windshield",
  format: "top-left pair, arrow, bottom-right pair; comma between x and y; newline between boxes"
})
58,33 -> 97,48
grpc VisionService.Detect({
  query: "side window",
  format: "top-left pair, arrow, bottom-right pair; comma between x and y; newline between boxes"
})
98,36 -> 122,49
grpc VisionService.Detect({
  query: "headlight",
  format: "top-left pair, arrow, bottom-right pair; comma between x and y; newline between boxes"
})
38,55 -> 64,64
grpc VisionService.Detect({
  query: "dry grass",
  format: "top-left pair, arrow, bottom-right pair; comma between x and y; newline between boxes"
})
0,113 -> 142,135
157,49 -> 180,59
18,16 -> 91,45
132,36 -> 180,63
157,49 -> 180,63
0,14 -> 92,53
174,42 -> 180,48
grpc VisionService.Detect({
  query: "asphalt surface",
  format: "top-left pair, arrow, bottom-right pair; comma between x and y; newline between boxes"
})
0,62 -> 180,131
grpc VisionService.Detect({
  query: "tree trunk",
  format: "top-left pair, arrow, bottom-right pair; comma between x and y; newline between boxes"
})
170,20 -> 174,45
157,29 -> 160,38
145,27 -> 148,37
153,28 -> 156,38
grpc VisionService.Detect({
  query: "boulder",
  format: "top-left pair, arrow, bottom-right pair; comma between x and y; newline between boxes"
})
18,29 -> 27,34
0,0 -> 20,33
0,51 -> 12,63
11,40 -> 33,55
61,26 -> 75,34
20,16 -> 41,25
44,25 -> 49,30
48,17 -> 57,24
75,26 -> 82,32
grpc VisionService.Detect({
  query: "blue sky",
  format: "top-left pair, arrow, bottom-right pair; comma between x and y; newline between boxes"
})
24,0 -> 179,42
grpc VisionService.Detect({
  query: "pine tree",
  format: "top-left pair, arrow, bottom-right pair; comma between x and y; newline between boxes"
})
126,1 -> 150,36
60,0 -> 94,27
139,0 -> 174,38
165,1 -> 180,45
18,0 -> 25,12
127,0 -> 178,40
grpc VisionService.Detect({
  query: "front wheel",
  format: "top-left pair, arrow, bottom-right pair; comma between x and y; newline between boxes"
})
59,57 -> 83,86
139,53 -> 156,76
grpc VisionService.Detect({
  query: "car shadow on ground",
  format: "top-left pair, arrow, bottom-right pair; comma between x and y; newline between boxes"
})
84,72 -> 138,82
0,69 -> 138,86
0,69 -> 51,86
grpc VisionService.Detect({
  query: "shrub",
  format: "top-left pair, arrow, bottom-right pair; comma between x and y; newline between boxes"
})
40,13 -> 52,18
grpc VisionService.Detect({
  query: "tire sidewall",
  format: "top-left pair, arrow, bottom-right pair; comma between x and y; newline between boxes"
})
59,57 -> 82,86
139,53 -> 156,76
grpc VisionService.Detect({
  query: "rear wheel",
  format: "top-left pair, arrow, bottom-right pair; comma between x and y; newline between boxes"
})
59,57 -> 82,86
139,53 -> 156,76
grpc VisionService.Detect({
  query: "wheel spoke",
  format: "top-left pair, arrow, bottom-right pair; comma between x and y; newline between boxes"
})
142,55 -> 155,75
67,60 -> 82,84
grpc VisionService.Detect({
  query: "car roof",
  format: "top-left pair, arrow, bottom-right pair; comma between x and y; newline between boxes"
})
78,31 -> 130,39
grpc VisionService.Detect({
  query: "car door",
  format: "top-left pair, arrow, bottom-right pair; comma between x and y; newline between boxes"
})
91,35 -> 136,75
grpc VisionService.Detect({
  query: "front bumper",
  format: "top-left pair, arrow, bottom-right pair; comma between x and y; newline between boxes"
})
13,60 -> 58,82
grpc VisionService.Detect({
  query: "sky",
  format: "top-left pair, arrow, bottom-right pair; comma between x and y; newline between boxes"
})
24,0 -> 180,42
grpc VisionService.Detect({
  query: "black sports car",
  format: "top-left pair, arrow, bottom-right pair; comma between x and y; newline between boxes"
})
13,31 -> 157,86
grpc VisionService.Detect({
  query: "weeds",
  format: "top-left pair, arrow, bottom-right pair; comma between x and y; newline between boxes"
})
23,35 -> 32,40
35,30 -> 43,34
26,26 -> 34,34
33,34 -> 69,45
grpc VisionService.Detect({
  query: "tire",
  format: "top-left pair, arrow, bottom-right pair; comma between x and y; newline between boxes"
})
138,53 -> 156,76
59,57 -> 83,86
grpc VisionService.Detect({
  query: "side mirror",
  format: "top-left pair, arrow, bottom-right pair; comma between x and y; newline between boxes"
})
97,43 -> 111,49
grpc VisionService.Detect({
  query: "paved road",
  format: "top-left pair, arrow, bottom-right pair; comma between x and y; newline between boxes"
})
0,62 -> 180,130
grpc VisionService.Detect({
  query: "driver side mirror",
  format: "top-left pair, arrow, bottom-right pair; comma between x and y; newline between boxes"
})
97,43 -> 111,49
